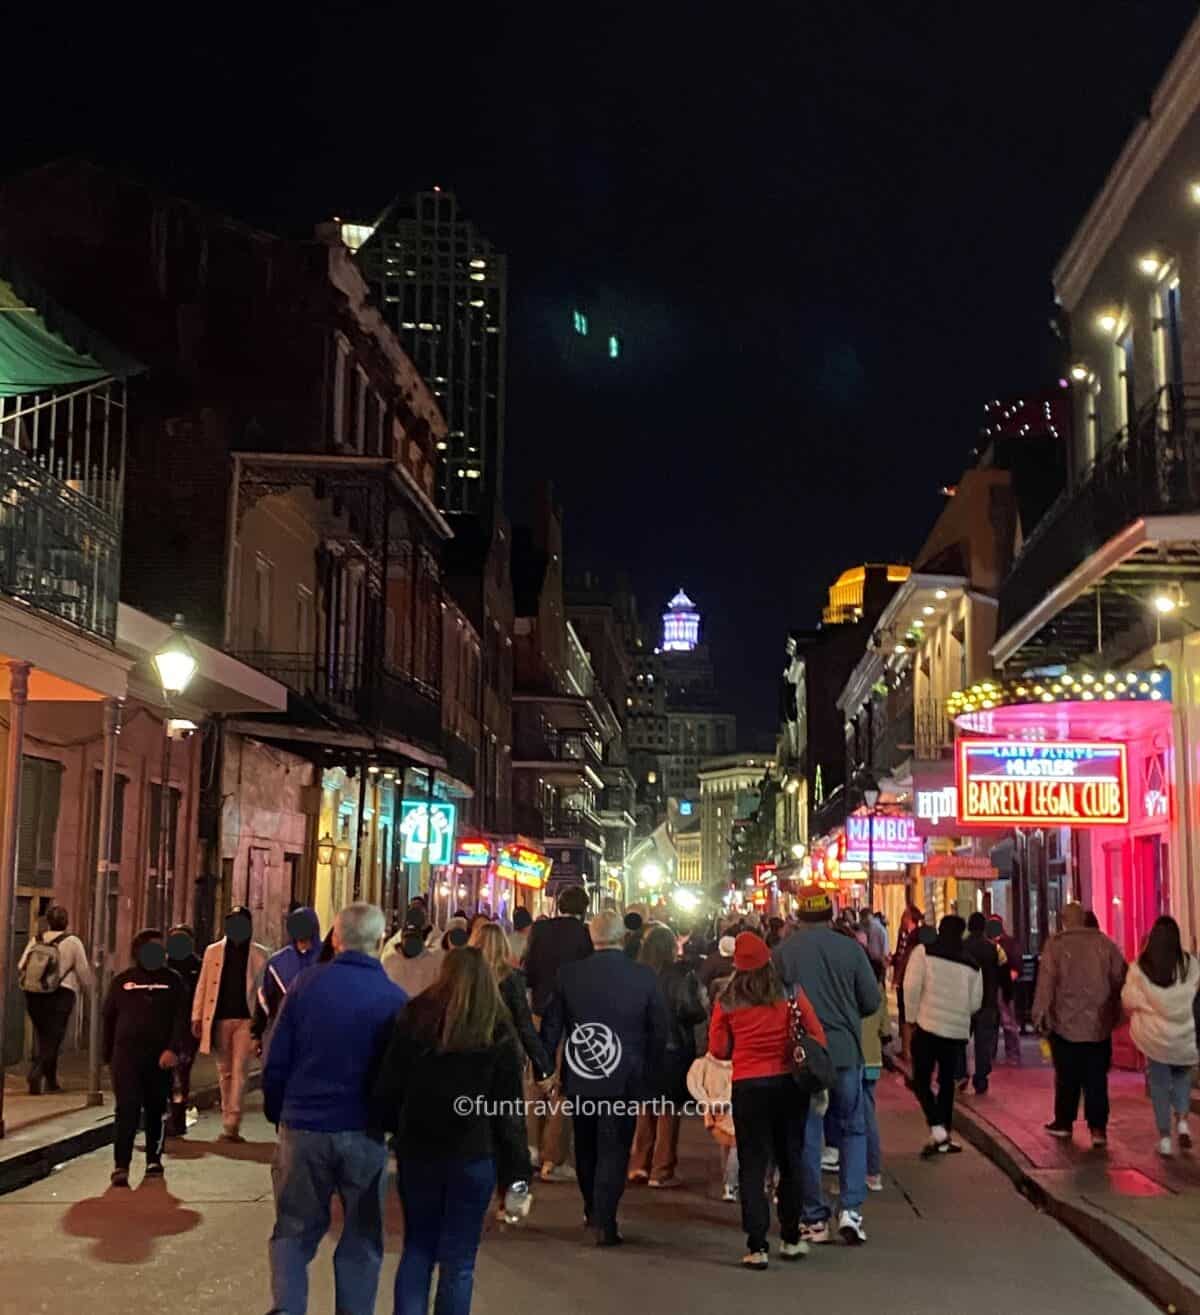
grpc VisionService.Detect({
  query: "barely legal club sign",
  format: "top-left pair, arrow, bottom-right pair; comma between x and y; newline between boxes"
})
957,740 -> 1128,826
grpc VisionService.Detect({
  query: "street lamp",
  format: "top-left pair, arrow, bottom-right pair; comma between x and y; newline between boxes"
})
316,833 -> 336,868
639,861 -> 663,891
861,772 -> 880,911
151,616 -> 198,927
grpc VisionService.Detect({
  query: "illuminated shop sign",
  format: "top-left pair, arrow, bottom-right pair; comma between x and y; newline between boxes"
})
924,853 -> 999,881
754,863 -> 777,885
399,801 -> 457,865
845,814 -> 925,864
495,845 -> 552,889
957,741 -> 1128,826
454,839 -> 492,868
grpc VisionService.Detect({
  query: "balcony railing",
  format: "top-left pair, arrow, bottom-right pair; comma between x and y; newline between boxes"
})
235,650 -> 441,751
555,806 -> 604,849
0,381 -> 126,641
513,730 -> 602,767
442,730 -> 478,787
999,383 -> 1200,639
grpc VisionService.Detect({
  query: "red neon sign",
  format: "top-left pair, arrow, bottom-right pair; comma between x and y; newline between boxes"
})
958,739 -> 1129,827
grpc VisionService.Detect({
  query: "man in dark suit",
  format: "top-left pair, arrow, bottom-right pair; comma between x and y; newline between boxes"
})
542,910 -> 669,1246
523,884 -> 594,1181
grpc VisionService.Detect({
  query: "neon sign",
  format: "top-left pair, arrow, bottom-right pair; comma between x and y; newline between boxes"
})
845,815 -> 925,864
399,801 -> 457,865
958,740 -> 1128,826
454,839 -> 492,868
496,845 -> 552,889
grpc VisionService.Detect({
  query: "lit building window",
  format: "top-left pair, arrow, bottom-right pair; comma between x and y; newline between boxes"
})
573,309 -> 589,336
609,334 -> 620,359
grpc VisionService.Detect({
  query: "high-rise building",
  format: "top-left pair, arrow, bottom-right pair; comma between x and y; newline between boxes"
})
627,588 -> 736,815
350,189 -> 506,516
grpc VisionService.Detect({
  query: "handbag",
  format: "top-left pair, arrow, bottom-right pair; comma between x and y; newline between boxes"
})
786,997 -> 835,1096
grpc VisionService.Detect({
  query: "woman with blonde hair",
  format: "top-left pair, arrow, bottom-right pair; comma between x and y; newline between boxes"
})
469,921 -> 554,1085
373,946 -> 532,1315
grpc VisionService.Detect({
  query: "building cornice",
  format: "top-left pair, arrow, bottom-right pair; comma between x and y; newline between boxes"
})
1054,14 -> 1200,309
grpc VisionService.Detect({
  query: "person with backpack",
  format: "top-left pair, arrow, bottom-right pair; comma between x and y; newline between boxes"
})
18,905 -> 94,1095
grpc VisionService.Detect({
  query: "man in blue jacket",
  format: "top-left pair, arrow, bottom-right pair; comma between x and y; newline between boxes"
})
263,902 -> 407,1315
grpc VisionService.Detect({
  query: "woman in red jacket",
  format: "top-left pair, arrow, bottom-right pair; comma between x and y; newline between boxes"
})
709,932 -> 827,1271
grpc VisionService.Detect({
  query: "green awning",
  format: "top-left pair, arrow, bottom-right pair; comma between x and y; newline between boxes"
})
0,262 -> 143,398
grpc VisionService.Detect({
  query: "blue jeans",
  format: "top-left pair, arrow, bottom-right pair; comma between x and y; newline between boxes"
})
863,1076 -> 881,1177
396,1156 -> 495,1315
801,1065 -> 867,1220
269,1126 -> 389,1315
1147,1061 -> 1196,1136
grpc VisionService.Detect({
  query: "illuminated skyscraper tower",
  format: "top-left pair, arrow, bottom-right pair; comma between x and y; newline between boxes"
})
661,589 -> 700,651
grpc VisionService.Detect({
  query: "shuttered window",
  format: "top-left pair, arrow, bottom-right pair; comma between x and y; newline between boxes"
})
89,770 -> 126,952
18,757 -> 63,889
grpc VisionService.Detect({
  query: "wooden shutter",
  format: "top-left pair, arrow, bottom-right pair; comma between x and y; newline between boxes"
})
18,757 -> 63,889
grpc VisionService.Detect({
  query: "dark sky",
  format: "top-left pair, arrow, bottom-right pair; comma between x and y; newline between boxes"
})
6,1 -> 1199,741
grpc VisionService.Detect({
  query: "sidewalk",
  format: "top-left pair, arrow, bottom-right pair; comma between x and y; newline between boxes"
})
0,1048 -> 260,1195
899,1036 -> 1200,1314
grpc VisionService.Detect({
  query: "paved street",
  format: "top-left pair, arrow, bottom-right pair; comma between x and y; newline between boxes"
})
0,1075 -> 1156,1315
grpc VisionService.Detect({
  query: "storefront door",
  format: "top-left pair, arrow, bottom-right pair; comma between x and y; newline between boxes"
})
1134,835 -> 1165,958
1105,841 -> 1132,960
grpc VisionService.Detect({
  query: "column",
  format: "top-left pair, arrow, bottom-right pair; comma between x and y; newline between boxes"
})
87,698 -> 122,1105
0,661 -> 32,1137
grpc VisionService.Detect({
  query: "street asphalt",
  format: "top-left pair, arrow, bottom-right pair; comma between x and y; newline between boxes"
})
0,1074 -> 1159,1315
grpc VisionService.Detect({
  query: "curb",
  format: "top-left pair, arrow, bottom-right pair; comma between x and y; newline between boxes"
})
0,1071 -> 262,1197
896,1057 -> 1200,1314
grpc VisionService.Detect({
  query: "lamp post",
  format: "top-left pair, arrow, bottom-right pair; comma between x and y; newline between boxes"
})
151,617 -> 198,929
861,773 -> 880,912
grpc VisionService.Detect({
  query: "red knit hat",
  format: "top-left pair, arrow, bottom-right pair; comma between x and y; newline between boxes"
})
733,931 -> 771,972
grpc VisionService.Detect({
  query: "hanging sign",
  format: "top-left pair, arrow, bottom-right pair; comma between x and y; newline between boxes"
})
845,814 -> 925,864
924,852 -> 1000,881
957,740 -> 1128,826
496,844 -> 552,889
399,801 -> 457,865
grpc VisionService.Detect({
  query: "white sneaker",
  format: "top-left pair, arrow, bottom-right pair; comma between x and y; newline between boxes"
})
800,1221 -> 830,1244
866,1173 -> 884,1192
1158,1136 -> 1174,1158
741,1250 -> 769,1270
820,1147 -> 840,1172
1179,1119 -> 1193,1150
778,1239 -> 809,1261
540,1163 -> 576,1183
838,1209 -> 867,1245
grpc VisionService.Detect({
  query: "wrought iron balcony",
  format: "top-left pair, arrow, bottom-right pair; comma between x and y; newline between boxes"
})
442,730 -> 478,788
999,384 -> 1200,643
0,382 -> 126,641
234,650 -> 441,751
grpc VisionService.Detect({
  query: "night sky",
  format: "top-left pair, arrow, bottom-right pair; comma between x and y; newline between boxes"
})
6,1 -> 1199,740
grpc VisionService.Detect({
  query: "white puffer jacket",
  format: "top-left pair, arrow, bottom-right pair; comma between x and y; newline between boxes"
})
903,944 -> 983,1041
1122,957 -> 1200,1067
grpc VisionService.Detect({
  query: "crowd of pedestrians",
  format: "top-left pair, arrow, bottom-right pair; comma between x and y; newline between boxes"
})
12,871 -> 1200,1312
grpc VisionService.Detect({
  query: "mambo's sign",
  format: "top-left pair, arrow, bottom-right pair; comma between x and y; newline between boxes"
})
845,814 -> 925,864
957,740 -> 1128,826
